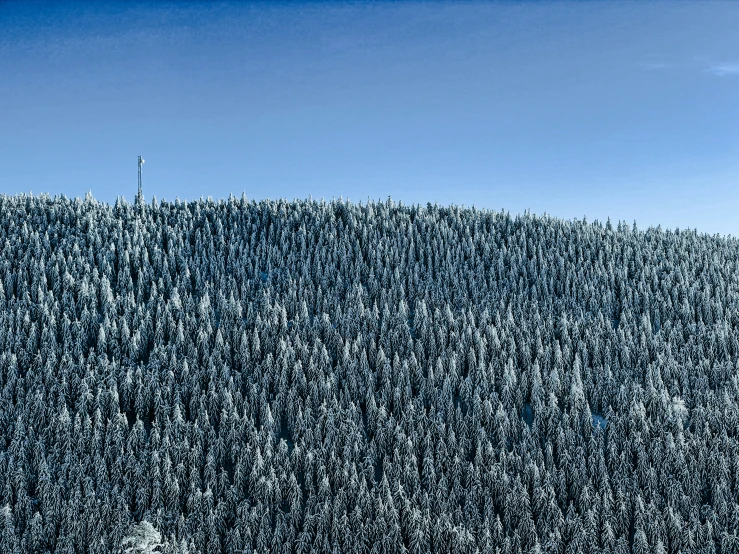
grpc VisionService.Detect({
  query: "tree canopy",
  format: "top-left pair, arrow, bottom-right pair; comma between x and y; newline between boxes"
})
0,193 -> 738,553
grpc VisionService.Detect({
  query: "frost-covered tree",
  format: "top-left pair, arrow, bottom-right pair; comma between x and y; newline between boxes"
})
121,520 -> 163,554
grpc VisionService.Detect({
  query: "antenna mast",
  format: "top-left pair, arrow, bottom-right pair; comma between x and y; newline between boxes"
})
137,156 -> 145,204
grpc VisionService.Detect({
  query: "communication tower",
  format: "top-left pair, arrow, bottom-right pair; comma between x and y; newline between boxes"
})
137,156 -> 145,205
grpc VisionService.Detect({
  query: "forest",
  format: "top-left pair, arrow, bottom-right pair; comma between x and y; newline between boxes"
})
0,192 -> 738,554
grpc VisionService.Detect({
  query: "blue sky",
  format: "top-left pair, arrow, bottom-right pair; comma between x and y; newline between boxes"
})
1,1 -> 738,235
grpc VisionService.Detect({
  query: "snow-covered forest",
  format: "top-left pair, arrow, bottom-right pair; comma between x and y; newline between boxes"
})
1,193 -> 738,554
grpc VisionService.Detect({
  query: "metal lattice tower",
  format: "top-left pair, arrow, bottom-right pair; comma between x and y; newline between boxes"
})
137,156 -> 145,204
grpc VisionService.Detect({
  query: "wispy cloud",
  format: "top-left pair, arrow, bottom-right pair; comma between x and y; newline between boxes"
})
639,60 -> 671,71
704,62 -> 739,77
640,58 -> 739,78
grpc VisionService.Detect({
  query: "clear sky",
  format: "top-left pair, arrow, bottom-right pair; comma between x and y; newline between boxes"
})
2,1 -> 738,236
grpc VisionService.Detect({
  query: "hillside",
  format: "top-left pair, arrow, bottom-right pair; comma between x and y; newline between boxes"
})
1,194 -> 738,554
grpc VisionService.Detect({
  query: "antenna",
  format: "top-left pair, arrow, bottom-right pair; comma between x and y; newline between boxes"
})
137,156 -> 145,204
